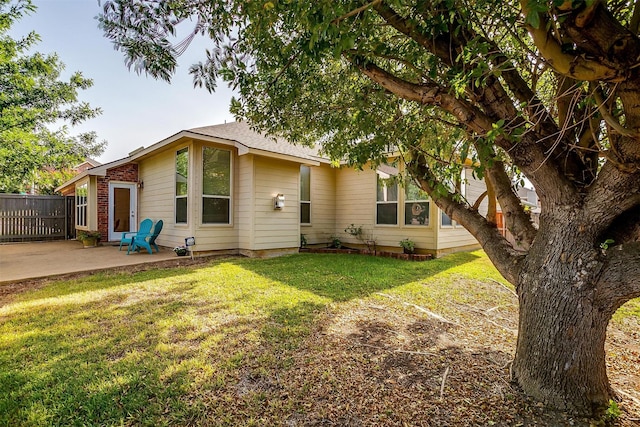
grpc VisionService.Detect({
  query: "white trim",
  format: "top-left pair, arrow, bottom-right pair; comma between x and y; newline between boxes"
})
75,180 -> 89,228
375,168 -> 399,226
201,146 -> 233,225
440,211 -> 455,228
130,130 -> 323,165
108,182 -> 137,241
175,146 -> 189,225
55,157 -> 132,192
300,165 -> 311,225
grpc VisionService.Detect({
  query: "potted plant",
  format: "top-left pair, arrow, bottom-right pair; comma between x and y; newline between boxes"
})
77,230 -> 101,248
399,238 -> 415,254
174,246 -> 188,256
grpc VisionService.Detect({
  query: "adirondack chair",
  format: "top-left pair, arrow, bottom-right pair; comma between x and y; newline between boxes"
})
130,219 -> 163,255
119,218 -> 153,253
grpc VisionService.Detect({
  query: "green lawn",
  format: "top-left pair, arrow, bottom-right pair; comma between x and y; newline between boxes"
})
0,251 -> 637,426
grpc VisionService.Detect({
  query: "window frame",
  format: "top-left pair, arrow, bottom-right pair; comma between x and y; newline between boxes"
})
440,168 -> 466,228
175,147 -> 189,225
75,181 -> 88,228
404,180 -> 430,227
201,146 -> 232,225
440,211 -> 454,227
300,165 -> 311,225
375,167 -> 399,226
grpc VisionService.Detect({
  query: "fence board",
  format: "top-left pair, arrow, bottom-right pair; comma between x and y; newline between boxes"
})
0,194 -> 73,242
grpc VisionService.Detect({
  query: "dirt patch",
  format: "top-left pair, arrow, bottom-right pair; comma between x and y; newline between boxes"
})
278,300 -> 640,426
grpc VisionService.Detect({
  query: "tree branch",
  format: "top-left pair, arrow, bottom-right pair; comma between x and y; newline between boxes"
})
374,1 -> 525,124
595,242 -> 640,315
350,54 -> 578,204
349,55 -> 495,134
481,158 -> 537,250
407,150 -> 525,284
332,0 -> 382,24
631,0 -> 640,34
592,84 -> 639,138
373,1 -> 456,67
483,38 -> 560,141
584,162 -> 640,235
369,2 -> 581,201
520,1 -> 623,81
599,205 -> 640,247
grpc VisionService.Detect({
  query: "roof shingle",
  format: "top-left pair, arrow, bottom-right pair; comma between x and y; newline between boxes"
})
188,121 -> 324,162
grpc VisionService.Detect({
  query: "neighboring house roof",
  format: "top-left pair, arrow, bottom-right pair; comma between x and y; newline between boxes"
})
73,158 -> 103,174
55,156 -> 136,192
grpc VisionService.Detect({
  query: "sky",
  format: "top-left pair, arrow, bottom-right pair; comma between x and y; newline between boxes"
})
11,0 -> 236,163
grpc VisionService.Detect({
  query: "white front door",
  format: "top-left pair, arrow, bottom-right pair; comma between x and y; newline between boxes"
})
108,182 -> 137,241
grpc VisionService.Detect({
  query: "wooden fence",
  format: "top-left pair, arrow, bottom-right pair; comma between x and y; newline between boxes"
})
0,194 -> 75,242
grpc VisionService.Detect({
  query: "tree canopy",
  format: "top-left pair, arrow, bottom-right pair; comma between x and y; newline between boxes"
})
99,0 -> 639,416
0,0 -> 105,194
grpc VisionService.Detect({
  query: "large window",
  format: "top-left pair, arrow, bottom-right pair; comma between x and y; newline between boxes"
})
300,165 -> 311,224
175,147 -> 189,224
376,166 -> 398,225
202,147 -> 231,224
76,182 -> 88,227
404,180 -> 429,226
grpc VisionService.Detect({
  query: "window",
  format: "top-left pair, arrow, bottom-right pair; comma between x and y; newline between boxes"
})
376,166 -> 398,225
175,147 -> 189,224
440,168 -> 465,227
404,180 -> 429,226
76,182 -> 88,227
441,211 -> 453,227
300,165 -> 311,224
202,147 -> 231,224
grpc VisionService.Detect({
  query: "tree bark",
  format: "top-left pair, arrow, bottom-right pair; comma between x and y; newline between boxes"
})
511,211 -> 614,414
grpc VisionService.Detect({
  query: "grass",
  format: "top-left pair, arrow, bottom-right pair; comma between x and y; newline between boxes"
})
0,251 -> 637,426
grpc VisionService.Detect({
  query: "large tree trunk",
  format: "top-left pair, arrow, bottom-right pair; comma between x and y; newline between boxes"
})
511,211 -> 613,414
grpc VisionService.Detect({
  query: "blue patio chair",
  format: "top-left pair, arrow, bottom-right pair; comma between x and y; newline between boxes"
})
119,218 -> 153,253
130,219 -> 163,255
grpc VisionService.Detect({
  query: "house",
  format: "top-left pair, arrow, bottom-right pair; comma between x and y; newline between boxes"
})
56,122 -> 488,257
73,158 -> 102,173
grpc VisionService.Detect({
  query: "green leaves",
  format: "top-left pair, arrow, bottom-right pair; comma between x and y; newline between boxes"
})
0,0 -> 105,193
524,0 -> 549,29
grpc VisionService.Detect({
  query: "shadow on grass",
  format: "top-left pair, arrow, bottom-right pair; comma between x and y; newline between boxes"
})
0,283 -> 198,424
7,261 -> 216,305
0,258 -> 331,425
0,251 -> 487,426
238,251 -> 480,301
0,282 -> 283,424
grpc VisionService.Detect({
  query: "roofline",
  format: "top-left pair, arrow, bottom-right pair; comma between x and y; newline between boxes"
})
56,129 -> 325,193
130,129 -> 325,165
55,156 -> 132,192
73,158 -> 101,168
241,147 -> 321,166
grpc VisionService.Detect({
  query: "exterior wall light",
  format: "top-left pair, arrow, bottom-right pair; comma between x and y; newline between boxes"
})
185,236 -> 195,259
274,193 -> 285,209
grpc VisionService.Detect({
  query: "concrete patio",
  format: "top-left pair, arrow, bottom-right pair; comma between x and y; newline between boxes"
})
0,240 -> 180,284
